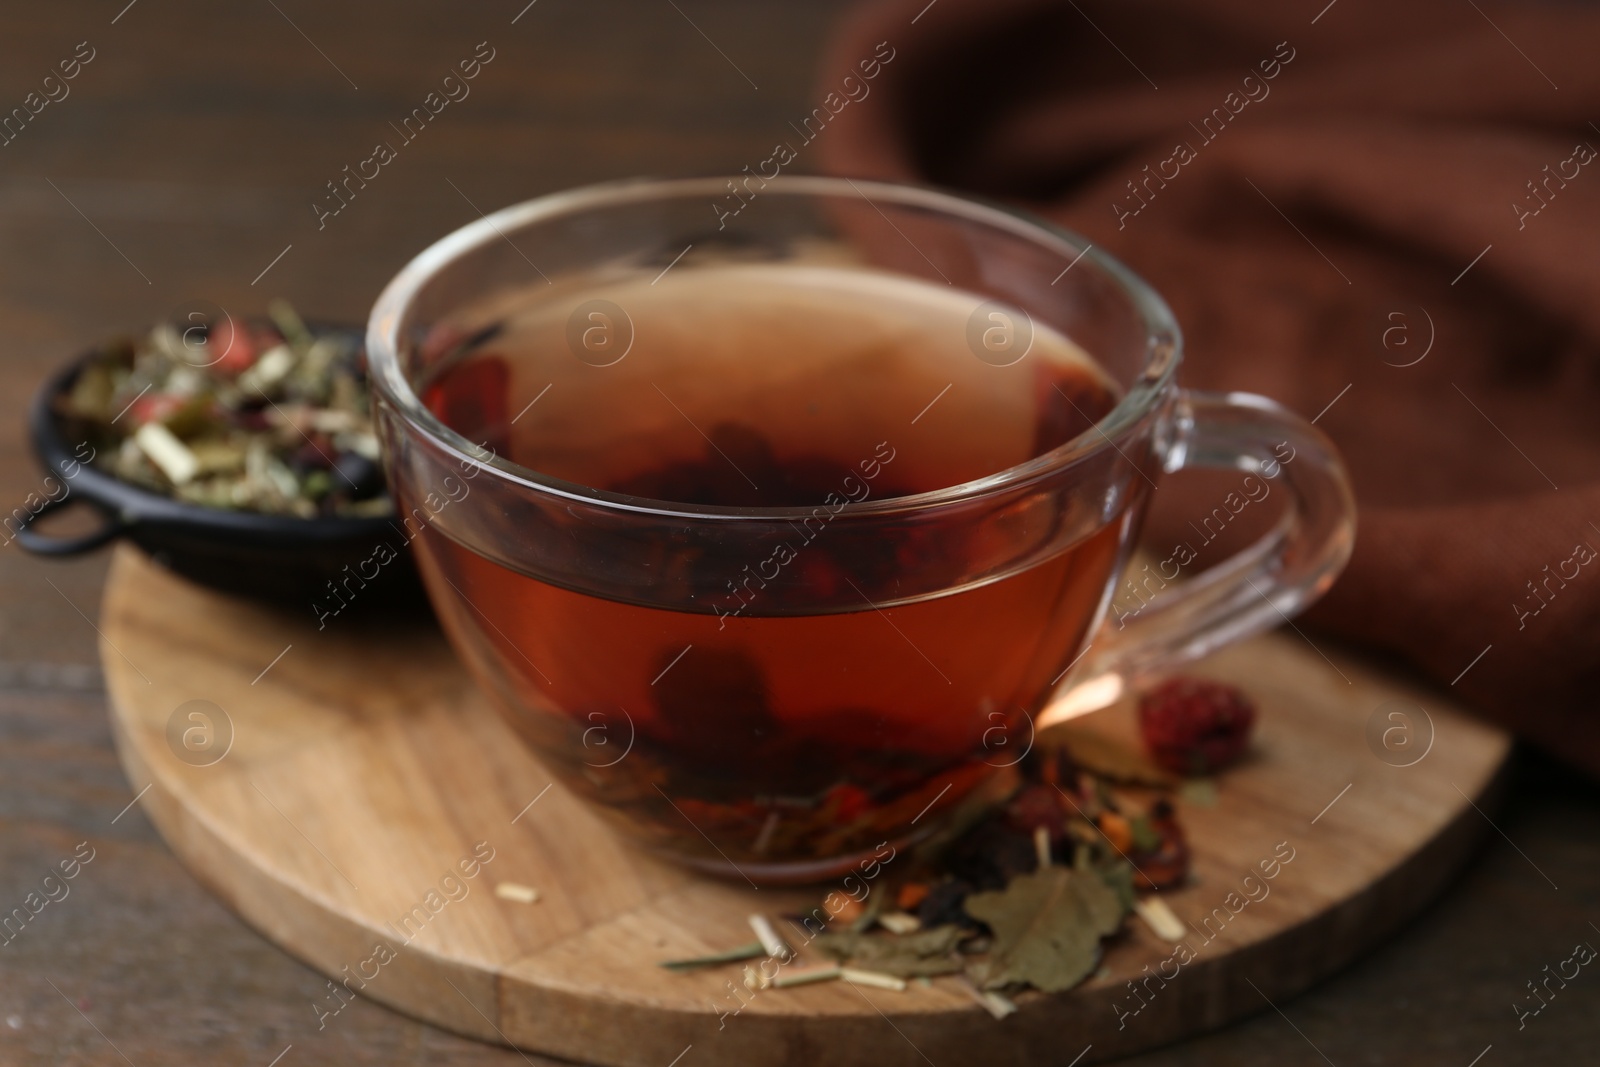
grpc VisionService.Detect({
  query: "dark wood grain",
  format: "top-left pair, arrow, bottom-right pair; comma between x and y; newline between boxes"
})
0,2 -> 1596,1065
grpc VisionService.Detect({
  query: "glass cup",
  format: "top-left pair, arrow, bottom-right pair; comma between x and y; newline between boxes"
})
366,176 -> 1354,884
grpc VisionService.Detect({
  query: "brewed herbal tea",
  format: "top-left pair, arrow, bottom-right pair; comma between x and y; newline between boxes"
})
411,263 -> 1131,876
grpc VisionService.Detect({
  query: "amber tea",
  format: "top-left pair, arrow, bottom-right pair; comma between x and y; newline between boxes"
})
409,264 -> 1131,875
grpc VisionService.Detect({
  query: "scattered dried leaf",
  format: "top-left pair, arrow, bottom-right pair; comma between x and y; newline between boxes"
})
1177,777 -> 1220,808
1050,726 -> 1176,787
963,867 -> 1126,993
813,924 -> 966,977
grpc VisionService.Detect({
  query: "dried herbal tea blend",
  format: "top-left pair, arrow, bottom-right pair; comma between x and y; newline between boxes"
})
56,300 -> 389,519
661,727 -> 1207,1006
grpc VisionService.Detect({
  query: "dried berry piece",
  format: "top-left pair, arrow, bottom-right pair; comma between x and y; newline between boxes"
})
422,355 -> 511,459
1137,677 -> 1256,776
830,896 -> 866,926
651,648 -> 777,777
203,316 -> 266,376
125,392 -> 188,429
896,882 -> 931,911
1031,367 -> 1116,457
942,817 -> 1038,892
1127,799 -> 1190,890
915,878 -> 981,931
1094,810 -> 1133,854
1003,784 -> 1070,844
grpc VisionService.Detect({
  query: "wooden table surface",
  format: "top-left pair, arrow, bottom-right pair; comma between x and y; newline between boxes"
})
0,2 -> 1594,1064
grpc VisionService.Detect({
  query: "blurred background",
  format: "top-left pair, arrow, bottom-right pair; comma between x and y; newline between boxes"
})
0,0 -> 852,661
1,2 -> 1595,1065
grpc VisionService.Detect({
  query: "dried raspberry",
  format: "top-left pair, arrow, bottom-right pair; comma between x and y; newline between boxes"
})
1137,677 -> 1256,776
1004,784 -> 1070,843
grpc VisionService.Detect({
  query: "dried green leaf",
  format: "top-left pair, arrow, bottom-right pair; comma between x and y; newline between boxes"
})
65,361 -> 117,419
1129,815 -> 1162,853
268,298 -> 315,355
1049,725 -> 1175,787
812,924 -> 966,977
1097,861 -> 1137,912
963,866 -> 1126,993
849,888 -> 887,933
1177,777 -> 1219,808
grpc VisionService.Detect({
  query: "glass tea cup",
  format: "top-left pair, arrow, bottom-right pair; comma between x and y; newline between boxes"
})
366,176 -> 1354,884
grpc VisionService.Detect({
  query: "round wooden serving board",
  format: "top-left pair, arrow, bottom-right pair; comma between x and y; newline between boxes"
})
100,545 -> 1509,1066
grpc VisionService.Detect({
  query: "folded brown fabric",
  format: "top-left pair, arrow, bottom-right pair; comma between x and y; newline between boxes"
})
817,0 -> 1600,772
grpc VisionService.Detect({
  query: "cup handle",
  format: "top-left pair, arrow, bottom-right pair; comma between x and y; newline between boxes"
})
1052,390 -> 1356,716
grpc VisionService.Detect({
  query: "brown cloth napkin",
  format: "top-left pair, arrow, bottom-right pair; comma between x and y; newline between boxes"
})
817,0 -> 1600,772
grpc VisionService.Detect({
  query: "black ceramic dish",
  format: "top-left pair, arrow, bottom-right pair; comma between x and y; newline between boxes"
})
18,331 -> 427,615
